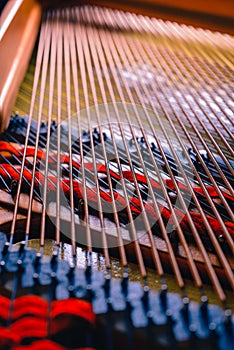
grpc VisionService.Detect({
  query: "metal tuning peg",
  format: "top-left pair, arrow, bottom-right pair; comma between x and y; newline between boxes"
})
0,240 -> 9,283
160,283 -> 168,311
67,264 -> 75,297
181,297 -> 190,325
121,269 -> 129,296
50,252 -> 58,299
200,295 -> 209,325
208,322 -> 220,350
189,324 -> 198,350
32,253 -> 41,288
224,309 -> 233,334
1,241 -> 10,258
50,252 -> 58,271
103,272 -> 112,311
85,263 -> 92,285
141,284 -> 150,314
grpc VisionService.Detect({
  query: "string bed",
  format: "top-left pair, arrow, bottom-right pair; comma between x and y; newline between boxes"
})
0,5 -> 233,317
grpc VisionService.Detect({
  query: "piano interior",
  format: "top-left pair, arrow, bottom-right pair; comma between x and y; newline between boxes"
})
0,1 -> 233,349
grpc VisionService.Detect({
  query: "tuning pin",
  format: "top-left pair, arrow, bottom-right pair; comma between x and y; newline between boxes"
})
200,295 -> 209,323
103,273 -> 113,312
0,258 -> 6,277
141,285 -> 150,312
166,309 -> 175,326
50,270 -> 57,300
68,264 -> 75,281
15,241 -> 26,285
0,242 -> 10,277
67,284 -> 75,298
18,241 -> 26,256
17,258 -> 23,268
16,258 -> 24,287
32,270 -> 40,287
34,253 -> 41,269
208,322 -> 219,350
224,309 -> 233,334
103,273 -> 111,298
189,324 -> 198,349
67,264 -> 75,297
163,309 -> 176,349
160,283 -> 168,311
121,269 -> 133,319
181,297 -> 190,324
121,270 -> 129,296
1,242 -> 10,257
33,254 -> 41,286
86,284 -> 95,302
50,252 -> 58,271
85,264 -> 92,284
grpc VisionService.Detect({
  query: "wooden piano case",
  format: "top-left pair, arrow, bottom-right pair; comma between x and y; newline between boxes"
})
0,1 -> 233,350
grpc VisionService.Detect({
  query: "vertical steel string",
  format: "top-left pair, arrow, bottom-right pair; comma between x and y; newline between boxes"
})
152,20 -> 234,168
39,11 -> 57,252
113,9 -> 234,298
9,14 -> 49,244
63,8 -> 76,256
95,6 -> 233,301
76,7 -> 129,268
73,8 -> 111,269
90,6 -> 189,291
129,13 -> 234,245
6,11 -> 51,330
68,8 -> 92,256
55,9 -> 62,247
23,13 -> 52,245
77,6 -> 148,280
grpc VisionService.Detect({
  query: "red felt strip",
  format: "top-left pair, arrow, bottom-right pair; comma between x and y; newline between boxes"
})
13,342 -> 96,350
51,299 -> 95,325
11,317 -> 47,340
0,155 -> 233,241
1,154 -> 233,203
13,340 -> 65,350
0,140 -> 233,200
0,327 -> 20,348
0,296 -> 10,321
12,295 -> 48,321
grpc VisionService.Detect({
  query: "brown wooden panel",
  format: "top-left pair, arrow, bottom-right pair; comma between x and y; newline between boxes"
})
40,0 -> 234,33
0,0 -> 42,132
